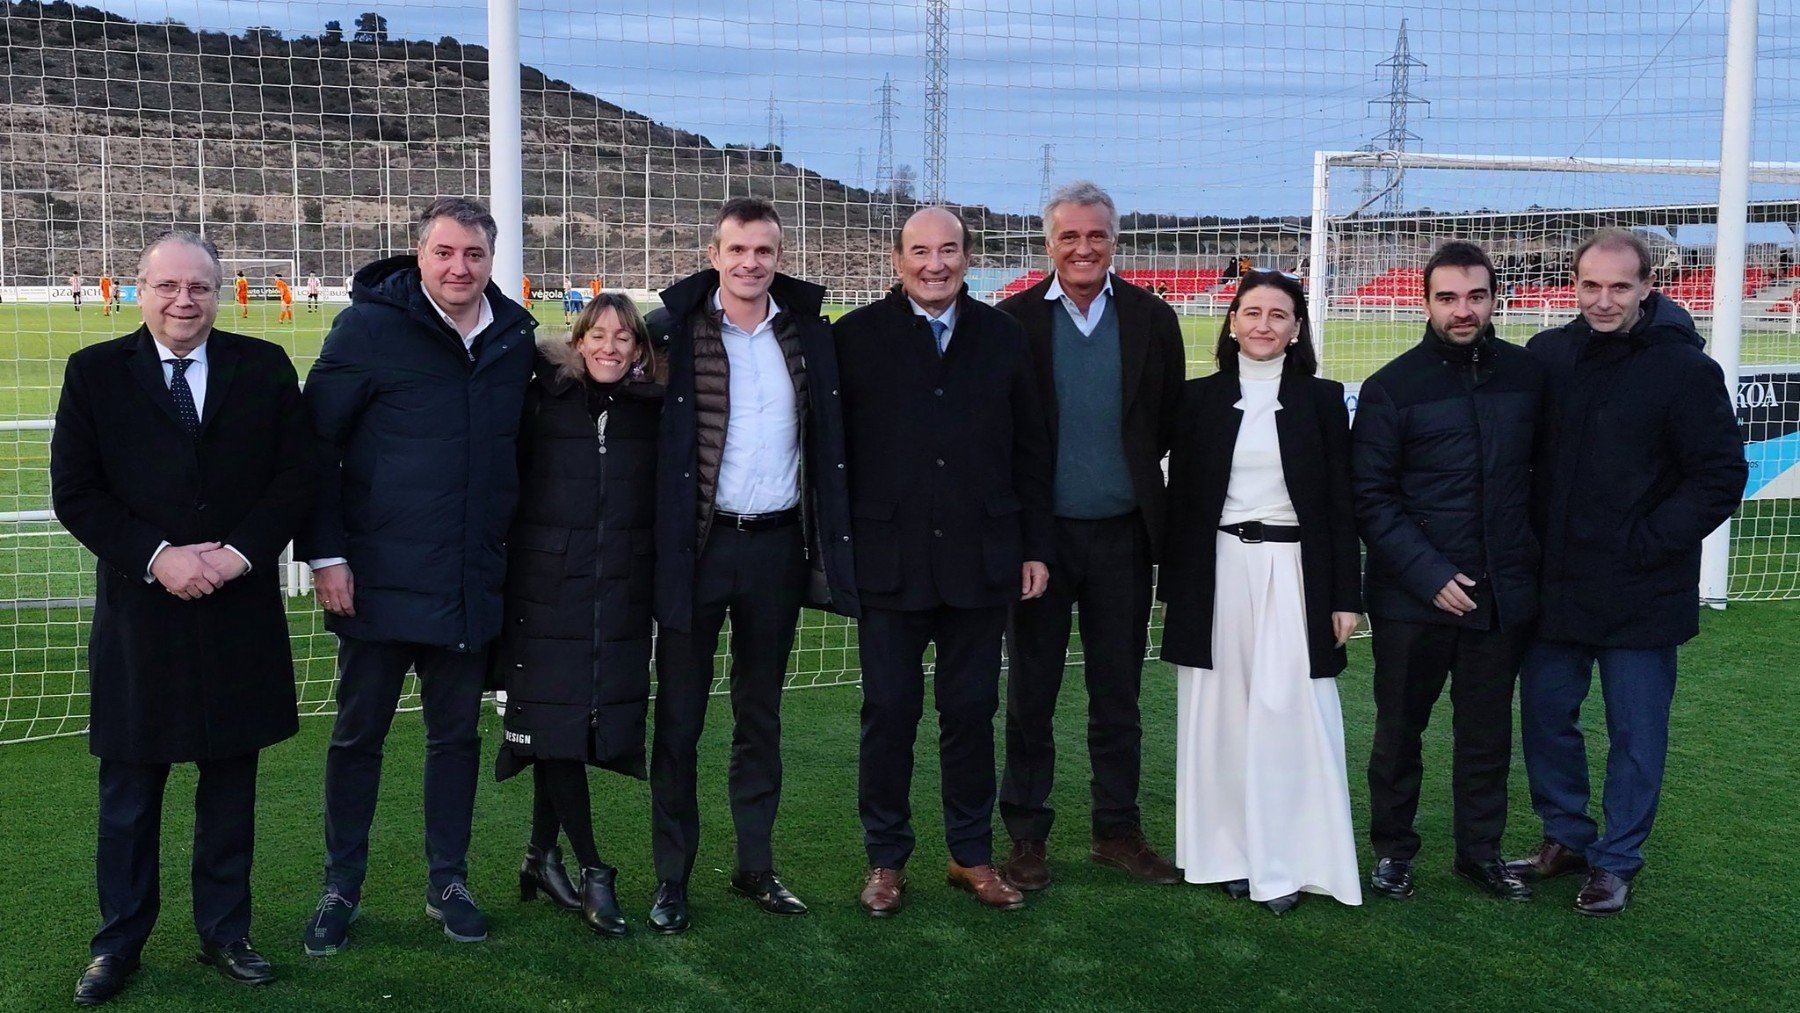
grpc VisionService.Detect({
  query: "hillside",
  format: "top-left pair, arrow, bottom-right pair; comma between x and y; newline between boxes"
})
0,1 -> 953,289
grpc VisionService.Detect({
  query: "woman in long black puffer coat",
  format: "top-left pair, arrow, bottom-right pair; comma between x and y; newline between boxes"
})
496,293 -> 661,937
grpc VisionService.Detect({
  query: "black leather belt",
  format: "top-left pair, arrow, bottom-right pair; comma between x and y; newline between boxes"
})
1219,521 -> 1301,544
714,508 -> 800,532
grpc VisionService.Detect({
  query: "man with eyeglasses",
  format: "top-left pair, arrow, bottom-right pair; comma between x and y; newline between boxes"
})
993,181 -> 1187,892
52,231 -> 316,1005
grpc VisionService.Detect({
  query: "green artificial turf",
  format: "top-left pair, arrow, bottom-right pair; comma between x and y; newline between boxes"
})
0,602 -> 1796,1011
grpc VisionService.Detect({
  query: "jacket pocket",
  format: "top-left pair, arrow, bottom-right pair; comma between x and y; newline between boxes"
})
982,493 -> 1024,585
506,523 -> 570,596
850,499 -> 900,593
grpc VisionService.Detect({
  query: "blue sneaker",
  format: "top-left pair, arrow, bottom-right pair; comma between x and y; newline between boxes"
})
425,882 -> 489,943
302,888 -> 360,956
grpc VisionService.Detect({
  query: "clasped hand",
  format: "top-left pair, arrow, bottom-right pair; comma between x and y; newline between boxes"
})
151,542 -> 247,599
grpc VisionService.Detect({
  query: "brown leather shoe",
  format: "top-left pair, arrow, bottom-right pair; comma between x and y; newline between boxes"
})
1575,868 -> 1630,917
1003,840 -> 1050,892
859,868 -> 905,918
1091,831 -> 1181,885
946,861 -> 1026,910
1505,838 -> 1589,882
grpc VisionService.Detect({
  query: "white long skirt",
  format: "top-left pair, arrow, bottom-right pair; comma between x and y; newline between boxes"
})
1174,533 -> 1362,905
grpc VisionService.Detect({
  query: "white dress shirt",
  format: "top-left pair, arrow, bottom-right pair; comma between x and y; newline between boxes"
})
1045,272 -> 1114,337
714,290 -> 801,514
423,289 -> 495,348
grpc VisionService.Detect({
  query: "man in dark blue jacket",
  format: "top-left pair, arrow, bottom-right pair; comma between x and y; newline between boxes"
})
1508,229 -> 1746,916
298,197 -> 538,952
1353,241 -> 1544,903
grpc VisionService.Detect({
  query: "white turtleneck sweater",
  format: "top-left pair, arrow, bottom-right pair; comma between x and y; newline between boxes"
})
1219,352 -> 1299,526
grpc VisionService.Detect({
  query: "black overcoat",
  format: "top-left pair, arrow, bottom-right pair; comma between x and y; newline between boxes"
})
1158,369 -> 1362,678
650,269 -> 859,631
51,328 -> 316,762
494,341 -> 660,779
1527,292 -> 1746,647
1352,329 -> 1546,630
833,285 -> 1055,611
997,272 -> 1188,559
298,256 -> 538,651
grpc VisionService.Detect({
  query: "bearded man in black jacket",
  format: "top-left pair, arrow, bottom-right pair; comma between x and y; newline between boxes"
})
1352,241 -> 1544,903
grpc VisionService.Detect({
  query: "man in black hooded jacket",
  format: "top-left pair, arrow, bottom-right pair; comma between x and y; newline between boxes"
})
299,197 -> 538,952
1507,229 -> 1746,916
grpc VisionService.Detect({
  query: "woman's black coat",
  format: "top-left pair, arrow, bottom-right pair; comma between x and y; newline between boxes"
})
1158,369 -> 1363,678
494,341 -> 661,778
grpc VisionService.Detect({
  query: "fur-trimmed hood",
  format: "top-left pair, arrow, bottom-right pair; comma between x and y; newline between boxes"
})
534,333 -> 663,397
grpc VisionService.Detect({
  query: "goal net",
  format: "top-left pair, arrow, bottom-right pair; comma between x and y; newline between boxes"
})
0,0 -> 1795,744
1312,151 -> 1800,602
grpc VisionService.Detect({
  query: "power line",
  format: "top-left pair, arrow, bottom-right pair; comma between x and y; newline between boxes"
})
924,0 -> 948,203
1369,19 -> 1428,214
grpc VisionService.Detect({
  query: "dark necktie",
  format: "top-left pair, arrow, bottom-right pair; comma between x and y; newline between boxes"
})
930,319 -> 949,357
167,358 -> 201,439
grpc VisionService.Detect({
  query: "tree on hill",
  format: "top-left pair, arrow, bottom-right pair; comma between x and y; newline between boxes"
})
322,20 -> 343,45
353,11 -> 387,43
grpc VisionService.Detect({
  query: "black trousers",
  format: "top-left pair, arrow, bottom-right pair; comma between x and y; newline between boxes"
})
858,603 -> 1008,870
1001,513 -> 1152,842
1366,616 -> 1527,863
651,523 -> 805,883
92,751 -> 259,959
323,637 -> 488,897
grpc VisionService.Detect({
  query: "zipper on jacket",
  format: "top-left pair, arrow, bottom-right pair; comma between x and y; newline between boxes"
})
591,402 -> 610,728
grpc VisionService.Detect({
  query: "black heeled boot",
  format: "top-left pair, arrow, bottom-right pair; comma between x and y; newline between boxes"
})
581,865 -> 629,937
519,844 -> 581,911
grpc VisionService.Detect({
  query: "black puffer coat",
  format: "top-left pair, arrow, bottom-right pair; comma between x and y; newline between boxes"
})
1527,292 -> 1746,647
1352,327 -> 1546,630
299,255 -> 537,650
494,339 -> 661,779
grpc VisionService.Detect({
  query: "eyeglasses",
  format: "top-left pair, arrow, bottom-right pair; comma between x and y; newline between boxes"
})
147,281 -> 218,299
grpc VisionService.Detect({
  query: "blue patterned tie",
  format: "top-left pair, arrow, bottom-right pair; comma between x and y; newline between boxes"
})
167,358 -> 201,439
930,318 -> 949,357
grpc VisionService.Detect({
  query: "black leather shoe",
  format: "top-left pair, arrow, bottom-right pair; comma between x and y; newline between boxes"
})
520,844 -> 582,911
581,866 -> 629,938
1576,868 -> 1631,917
647,880 -> 689,934
1505,838 -> 1588,882
1454,856 -> 1532,901
729,870 -> 809,916
1219,879 -> 1251,900
1265,891 -> 1304,916
197,939 -> 277,986
1369,857 -> 1415,900
73,954 -> 138,1006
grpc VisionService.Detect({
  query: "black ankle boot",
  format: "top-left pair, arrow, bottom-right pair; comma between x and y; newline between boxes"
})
519,844 -> 581,911
581,866 -> 628,937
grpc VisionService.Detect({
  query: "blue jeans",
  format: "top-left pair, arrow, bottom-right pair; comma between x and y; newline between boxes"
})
1518,640 -> 1678,880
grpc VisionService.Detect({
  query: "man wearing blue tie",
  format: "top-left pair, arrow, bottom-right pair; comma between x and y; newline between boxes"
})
833,207 -> 1055,916
52,231 -> 316,1005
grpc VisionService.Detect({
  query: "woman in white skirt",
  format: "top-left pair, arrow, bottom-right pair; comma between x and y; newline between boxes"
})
1158,270 -> 1364,915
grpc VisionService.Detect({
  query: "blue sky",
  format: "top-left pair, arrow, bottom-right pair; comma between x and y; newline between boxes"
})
116,1 -> 1799,217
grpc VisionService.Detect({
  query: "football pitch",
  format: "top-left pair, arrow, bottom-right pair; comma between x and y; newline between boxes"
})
1,299 -> 1797,1008
0,603 -> 1795,1010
